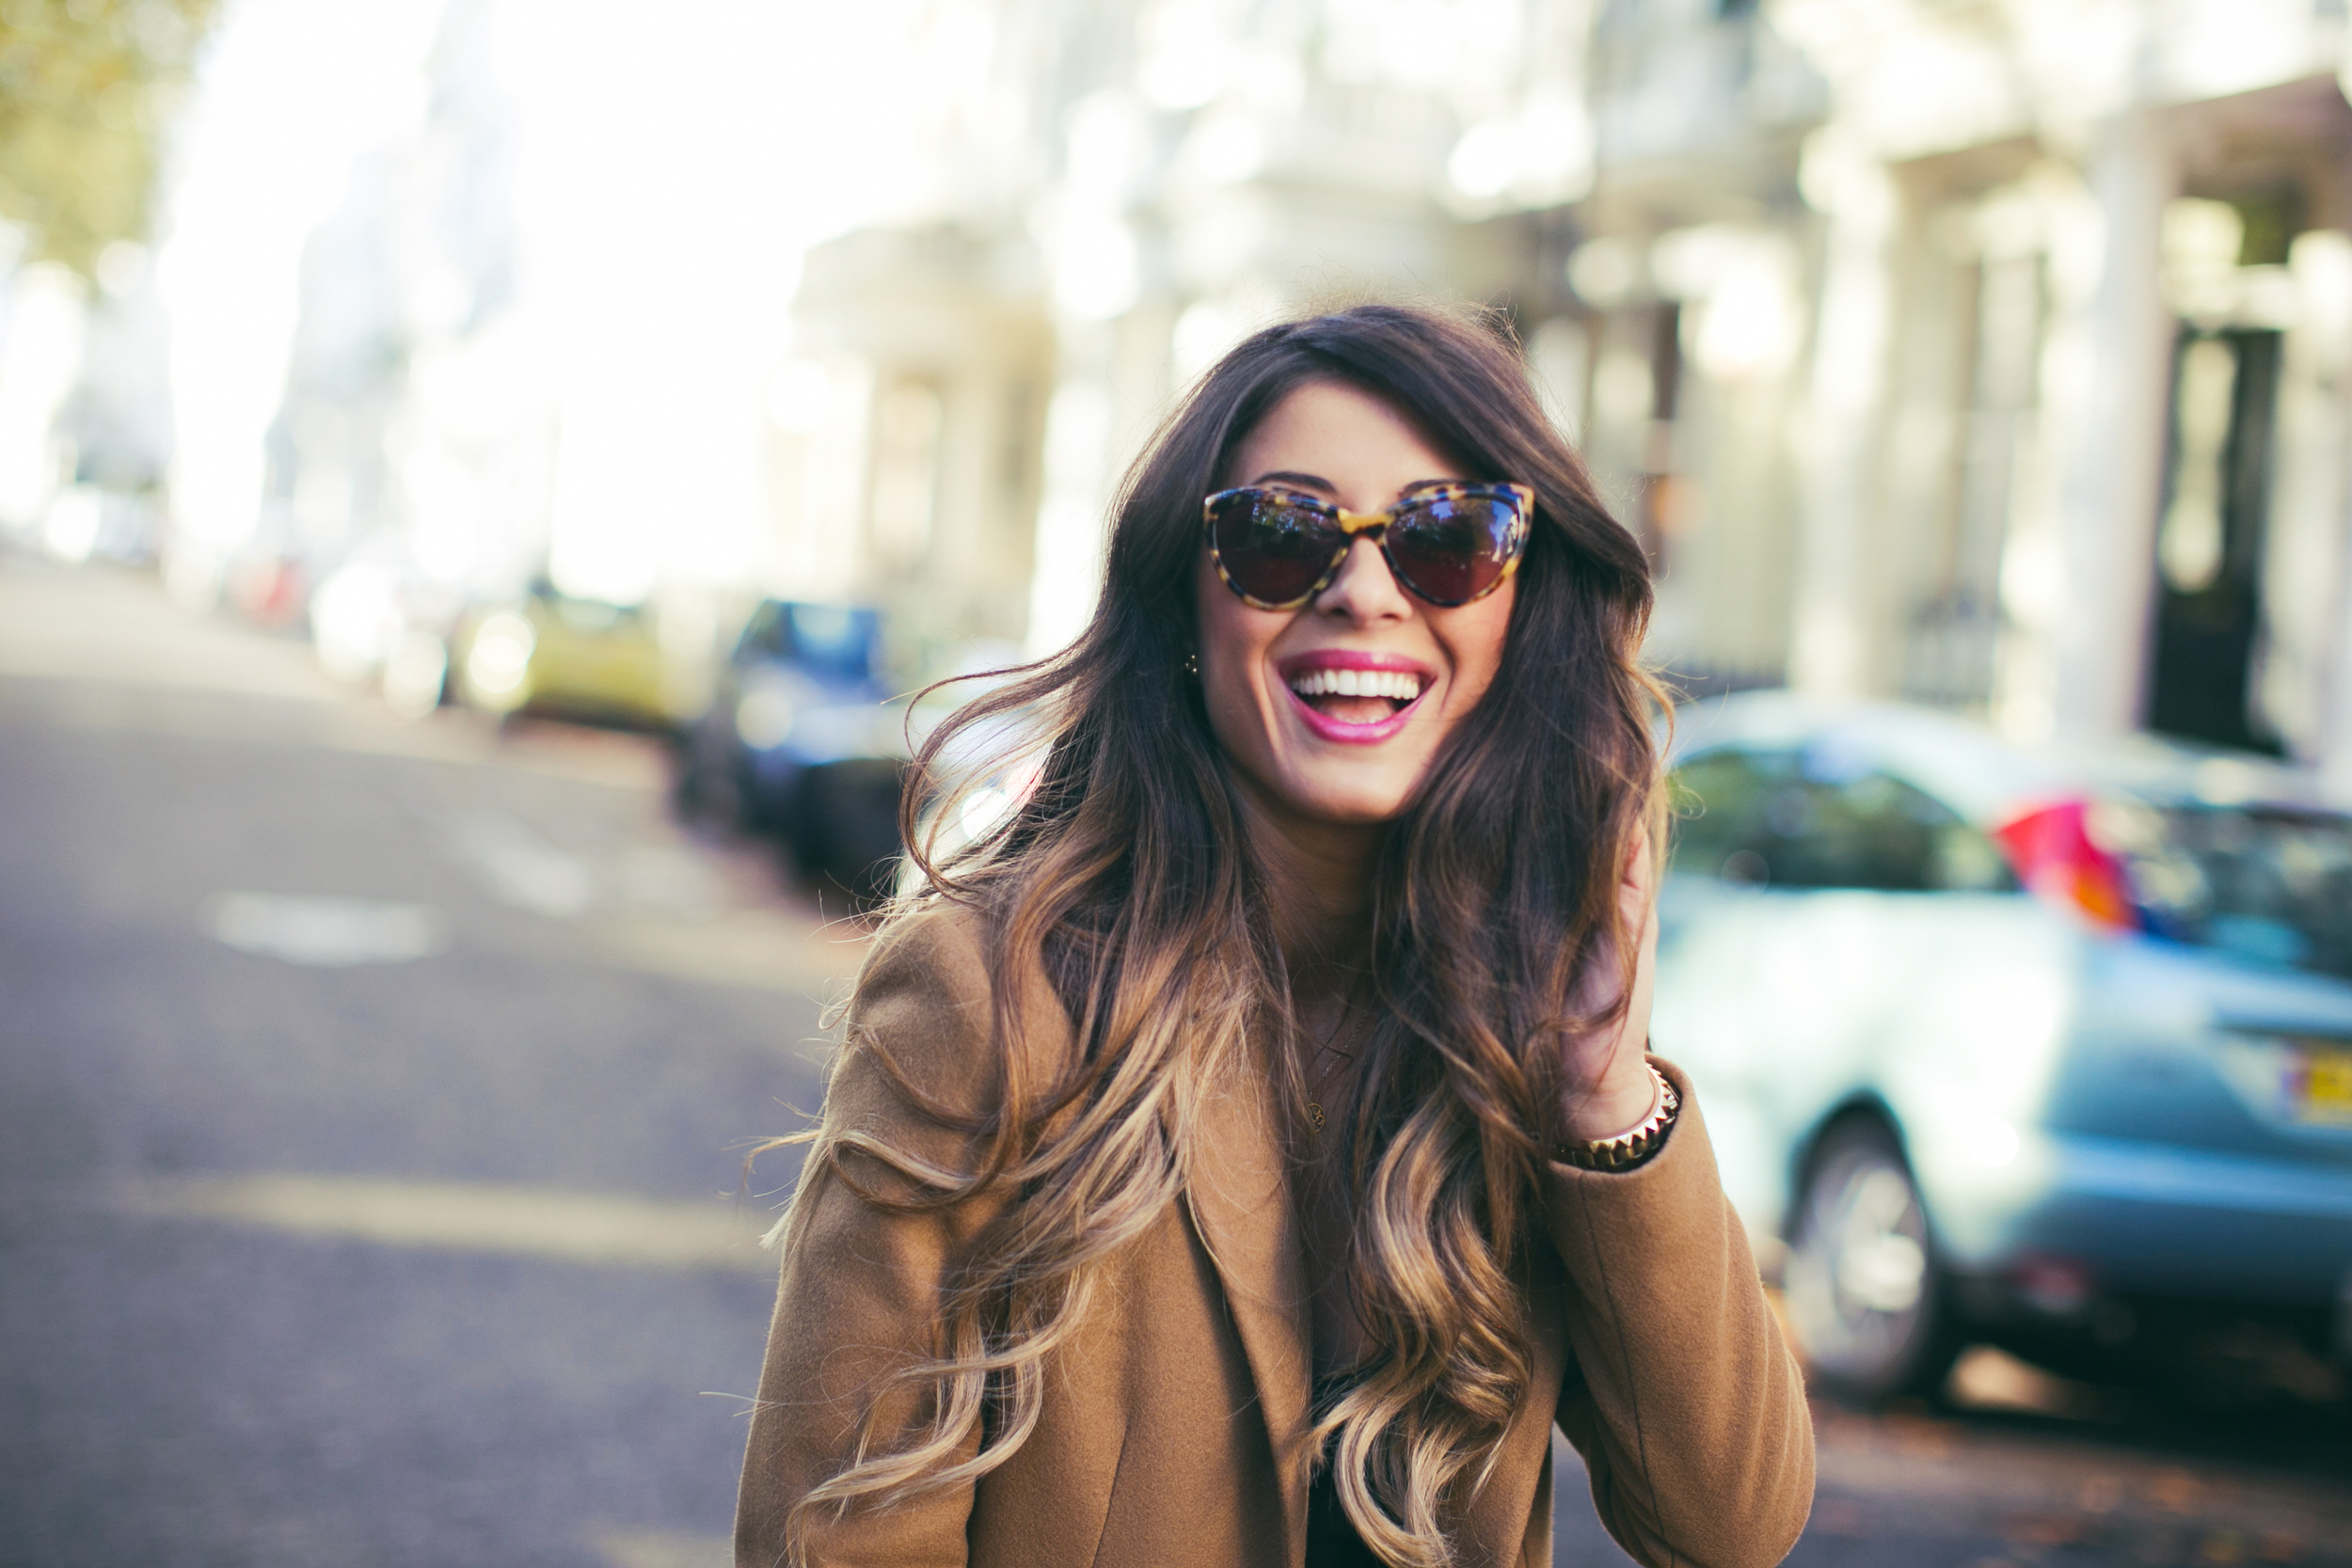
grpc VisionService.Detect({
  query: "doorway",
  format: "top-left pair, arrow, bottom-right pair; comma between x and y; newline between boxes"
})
2144,326 -> 2284,753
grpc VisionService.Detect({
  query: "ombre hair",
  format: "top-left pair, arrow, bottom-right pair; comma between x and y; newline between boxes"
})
781,301 -> 1663,1567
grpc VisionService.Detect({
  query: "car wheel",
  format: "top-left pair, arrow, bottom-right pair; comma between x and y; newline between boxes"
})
792,759 -> 906,909
671,721 -> 744,827
1784,1117 -> 1956,1404
668,730 -> 707,815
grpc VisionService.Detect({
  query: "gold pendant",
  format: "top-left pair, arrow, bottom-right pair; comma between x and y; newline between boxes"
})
1307,1101 -> 1326,1131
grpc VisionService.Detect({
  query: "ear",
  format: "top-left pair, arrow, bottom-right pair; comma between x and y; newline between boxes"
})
1621,817 -> 1653,890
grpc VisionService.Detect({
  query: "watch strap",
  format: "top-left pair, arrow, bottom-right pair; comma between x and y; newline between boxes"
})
1554,1064 -> 1680,1172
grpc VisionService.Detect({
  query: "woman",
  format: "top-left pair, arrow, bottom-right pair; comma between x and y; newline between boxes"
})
735,304 -> 1813,1568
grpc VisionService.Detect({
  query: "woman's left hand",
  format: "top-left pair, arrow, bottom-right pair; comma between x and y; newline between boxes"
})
1556,819 -> 1661,1143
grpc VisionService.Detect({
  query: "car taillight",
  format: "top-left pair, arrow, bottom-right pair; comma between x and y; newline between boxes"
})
2007,1253 -> 2097,1317
1992,799 -> 2141,931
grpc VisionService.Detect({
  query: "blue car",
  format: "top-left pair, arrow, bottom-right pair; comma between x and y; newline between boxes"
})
1654,693 -> 2352,1402
677,600 -> 907,899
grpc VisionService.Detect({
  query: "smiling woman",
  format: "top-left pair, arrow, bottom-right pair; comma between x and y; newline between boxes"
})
735,304 -> 1814,1568
1195,382 -> 1525,832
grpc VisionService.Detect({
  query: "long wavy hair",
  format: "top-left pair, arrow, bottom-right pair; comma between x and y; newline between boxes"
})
781,301 -> 1663,1567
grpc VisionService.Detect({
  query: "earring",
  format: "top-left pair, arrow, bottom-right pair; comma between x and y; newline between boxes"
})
1184,651 -> 1200,678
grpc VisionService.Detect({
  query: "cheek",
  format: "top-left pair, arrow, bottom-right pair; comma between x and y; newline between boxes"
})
1437,584 -> 1516,713
1195,554 -> 1279,745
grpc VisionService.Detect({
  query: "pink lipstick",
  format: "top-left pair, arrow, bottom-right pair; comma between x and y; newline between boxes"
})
1275,651 -> 1434,745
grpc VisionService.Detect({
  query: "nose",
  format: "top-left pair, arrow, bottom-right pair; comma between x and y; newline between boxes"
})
1312,536 -> 1412,624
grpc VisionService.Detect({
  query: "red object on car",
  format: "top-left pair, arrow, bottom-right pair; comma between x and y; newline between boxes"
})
1992,799 -> 2140,931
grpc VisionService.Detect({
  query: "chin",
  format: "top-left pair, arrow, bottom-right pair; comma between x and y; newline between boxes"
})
1283,775 -> 1415,826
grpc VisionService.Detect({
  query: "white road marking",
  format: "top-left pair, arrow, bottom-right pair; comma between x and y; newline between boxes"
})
205,894 -> 449,966
445,812 -> 598,918
110,1173 -> 775,1272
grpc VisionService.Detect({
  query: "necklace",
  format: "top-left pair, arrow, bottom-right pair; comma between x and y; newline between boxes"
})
1302,998 -> 1354,1134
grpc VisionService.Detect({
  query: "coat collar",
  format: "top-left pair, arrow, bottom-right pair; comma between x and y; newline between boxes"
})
1184,1053 -> 1314,1563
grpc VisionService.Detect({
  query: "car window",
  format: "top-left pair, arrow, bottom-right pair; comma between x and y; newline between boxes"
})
787,604 -> 878,681
545,594 -> 640,636
737,602 -> 879,680
739,602 -> 787,659
2090,800 -> 2352,980
1669,747 -> 2018,893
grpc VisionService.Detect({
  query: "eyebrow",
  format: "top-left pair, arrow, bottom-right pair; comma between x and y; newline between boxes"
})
1249,471 -> 1461,501
1250,469 -> 1334,492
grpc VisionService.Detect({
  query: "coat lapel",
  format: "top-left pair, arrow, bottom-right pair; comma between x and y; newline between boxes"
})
1184,1058 -> 1313,1566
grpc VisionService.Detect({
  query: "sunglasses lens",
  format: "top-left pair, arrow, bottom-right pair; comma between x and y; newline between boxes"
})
1210,492 -> 1341,605
1387,492 -> 1520,604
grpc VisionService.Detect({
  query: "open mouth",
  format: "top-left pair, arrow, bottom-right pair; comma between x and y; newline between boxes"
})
1283,666 -> 1429,728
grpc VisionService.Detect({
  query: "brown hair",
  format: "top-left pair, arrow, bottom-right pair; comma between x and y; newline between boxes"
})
782,301 -> 1661,1566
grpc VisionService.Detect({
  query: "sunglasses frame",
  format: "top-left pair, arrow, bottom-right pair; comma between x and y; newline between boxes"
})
1201,481 -> 1535,610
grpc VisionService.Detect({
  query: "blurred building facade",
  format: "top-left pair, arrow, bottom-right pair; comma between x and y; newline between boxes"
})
787,0 -> 1576,664
787,0 -> 2352,798
774,226 -> 1054,680
49,0 -> 2344,791
1663,0 -> 2352,787
266,0 -> 548,608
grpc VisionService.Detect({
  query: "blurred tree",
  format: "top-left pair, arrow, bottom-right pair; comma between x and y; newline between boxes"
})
0,0 -> 219,277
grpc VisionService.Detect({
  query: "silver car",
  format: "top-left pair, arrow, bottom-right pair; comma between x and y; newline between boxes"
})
1653,692 -> 2352,1402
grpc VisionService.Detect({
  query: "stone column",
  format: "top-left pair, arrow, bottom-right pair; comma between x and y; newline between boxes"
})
1788,130 -> 1897,700
2029,112 -> 2174,744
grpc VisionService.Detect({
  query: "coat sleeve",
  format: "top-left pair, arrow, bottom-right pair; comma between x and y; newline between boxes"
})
734,907 -> 1029,1568
1545,1058 -> 1816,1568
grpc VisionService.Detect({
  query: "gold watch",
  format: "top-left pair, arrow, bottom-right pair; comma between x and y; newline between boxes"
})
1555,1066 -> 1679,1172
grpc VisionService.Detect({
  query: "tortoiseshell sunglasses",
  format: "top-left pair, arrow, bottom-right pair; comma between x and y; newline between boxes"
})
1201,481 -> 1534,610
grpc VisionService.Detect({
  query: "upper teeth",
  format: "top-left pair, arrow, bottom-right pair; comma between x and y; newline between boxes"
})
1289,668 -> 1423,701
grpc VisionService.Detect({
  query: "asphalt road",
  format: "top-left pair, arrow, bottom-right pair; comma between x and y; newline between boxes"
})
3,554 -> 2348,1568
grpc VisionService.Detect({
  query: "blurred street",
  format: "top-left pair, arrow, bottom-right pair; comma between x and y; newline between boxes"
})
0,553 -> 854,1568
0,556 -> 2346,1568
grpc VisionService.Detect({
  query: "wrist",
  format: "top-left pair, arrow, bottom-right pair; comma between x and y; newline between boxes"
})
1562,1060 -> 1661,1143
1553,1063 -> 1679,1172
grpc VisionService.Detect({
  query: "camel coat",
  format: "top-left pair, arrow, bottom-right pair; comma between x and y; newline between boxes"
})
735,904 -> 1814,1568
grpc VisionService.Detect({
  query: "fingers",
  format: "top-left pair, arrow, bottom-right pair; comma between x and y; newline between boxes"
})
1620,816 -> 1658,1050
1559,828 -> 1661,1129
1581,819 -> 1660,1022
1618,816 -> 1657,928
1615,819 -> 1660,1070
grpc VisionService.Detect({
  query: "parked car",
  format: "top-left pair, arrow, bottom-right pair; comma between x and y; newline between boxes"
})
676,599 -> 906,901
892,651 -> 1045,901
453,582 -> 684,731
1655,692 -> 2352,1402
